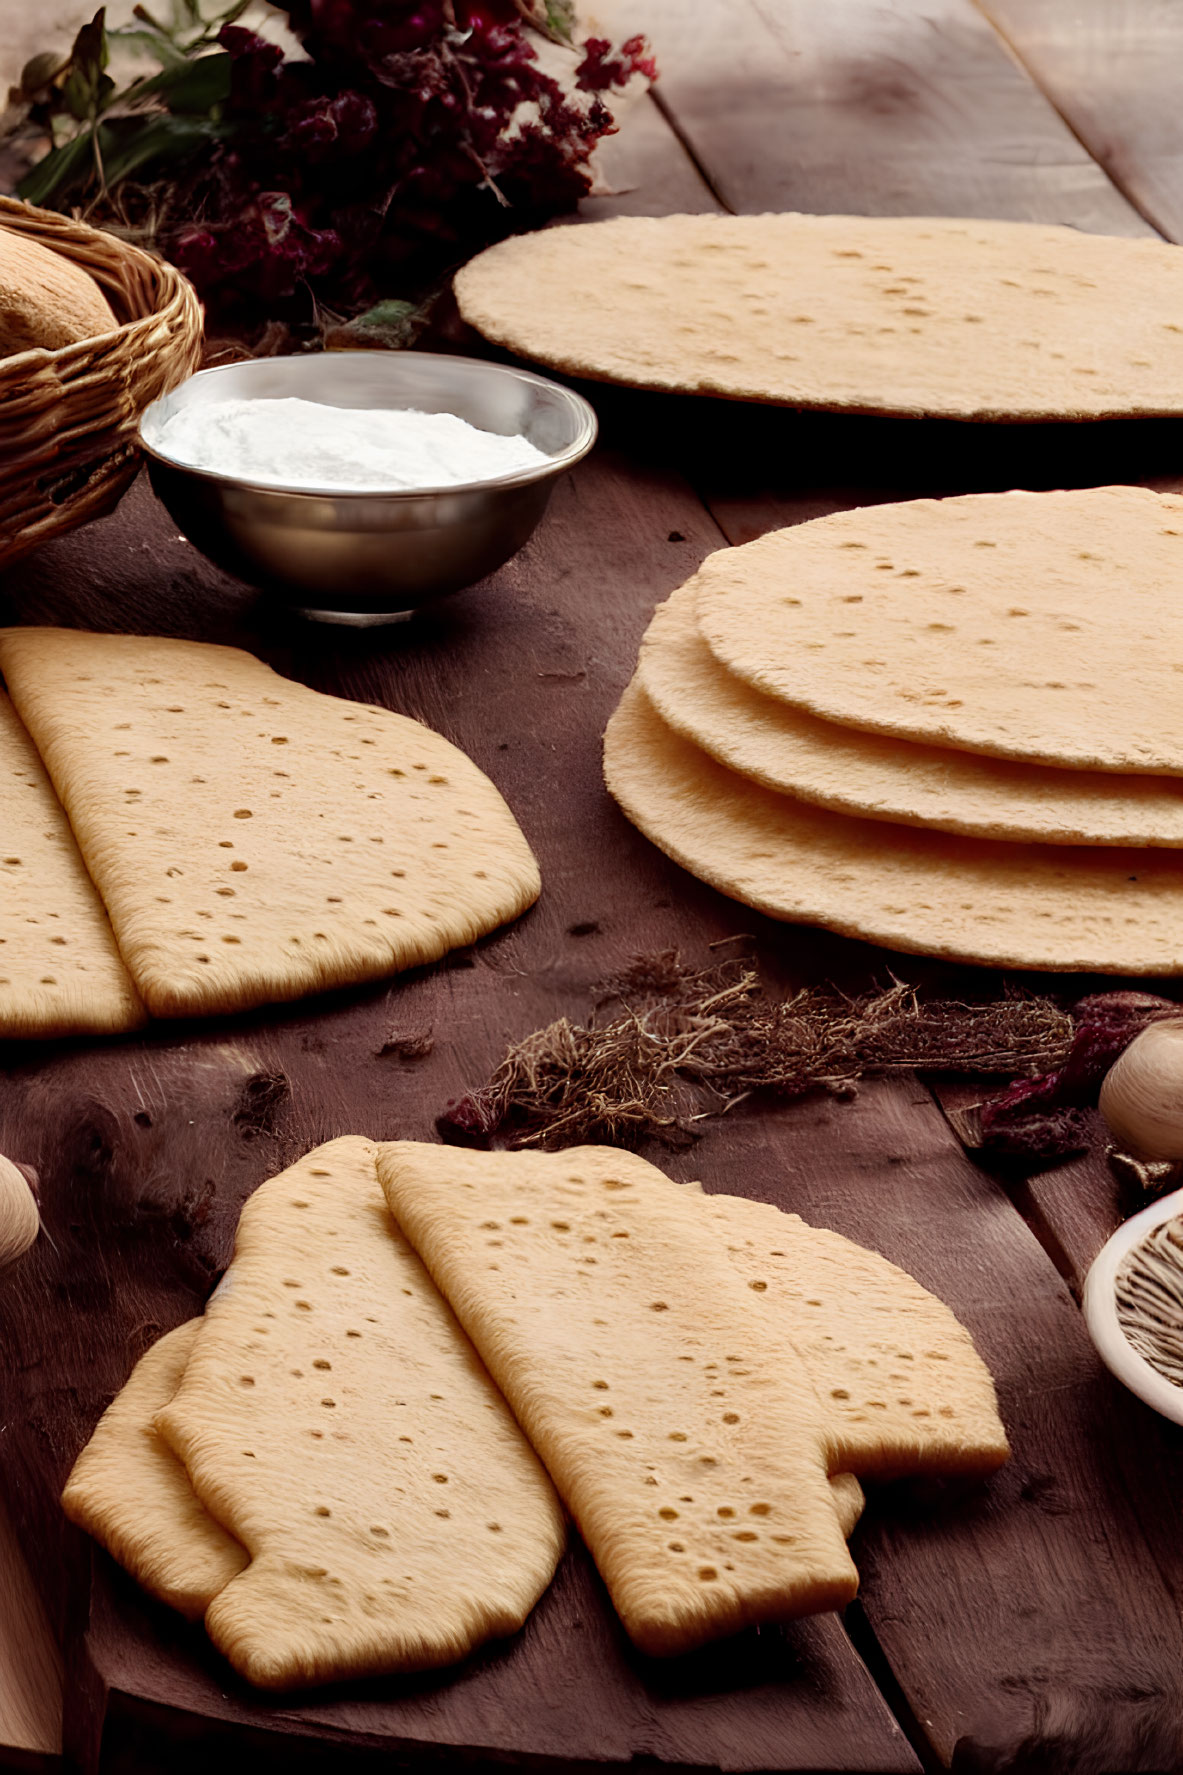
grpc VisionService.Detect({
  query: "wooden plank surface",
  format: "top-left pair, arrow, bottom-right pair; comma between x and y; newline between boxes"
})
0,463 -> 919,1775
975,0 -> 1183,242
5,2 -> 1183,1771
597,0 -> 1151,232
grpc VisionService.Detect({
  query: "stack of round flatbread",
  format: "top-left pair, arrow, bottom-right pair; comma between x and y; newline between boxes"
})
604,485 -> 1183,974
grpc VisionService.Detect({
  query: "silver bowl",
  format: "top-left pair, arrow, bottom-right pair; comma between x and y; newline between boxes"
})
137,351 -> 598,624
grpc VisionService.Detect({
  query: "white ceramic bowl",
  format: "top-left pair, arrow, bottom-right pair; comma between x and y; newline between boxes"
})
1082,1186 -> 1183,1424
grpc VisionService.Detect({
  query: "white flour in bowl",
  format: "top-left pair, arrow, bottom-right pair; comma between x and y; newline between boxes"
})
153,395 -> 551,491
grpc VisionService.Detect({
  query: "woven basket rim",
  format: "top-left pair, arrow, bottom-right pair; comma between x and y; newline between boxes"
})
0,195 -> 197,365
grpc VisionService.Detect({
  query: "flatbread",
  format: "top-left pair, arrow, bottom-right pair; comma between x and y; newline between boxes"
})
377,1141 -> 862,1658
454,213 -> 1183,421
156,1138 -> 565,1690
0,687 -> 145,1039
603,678 -> 1183,975
638,583 -> 1183,847
694,487 -> 1183,774
61,1321 -> 248,1620
0,628 -> 539,1019
700,1194 -> 1009,1480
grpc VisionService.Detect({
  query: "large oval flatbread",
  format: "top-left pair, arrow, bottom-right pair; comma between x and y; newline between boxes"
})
603,679 -> 1183,975
0,688 -> 145,1038
694,486 -> 1183,774
455,214 -> 1183,420
638,584 -> 1183,846
0,627 -> 539,1019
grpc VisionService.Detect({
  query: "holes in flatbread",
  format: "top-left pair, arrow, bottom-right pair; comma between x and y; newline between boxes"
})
432,1473 -> 448,1484
698,1567 -> 718,1582
749,1503 -> 771,1516
487,1522 -> 503,1533
320,1397 -> 337,1408
722,1413 -> 740,1425
233,809 -> 253,820
346,1329 -> 362,1338
370,1526 -> 390,1538
658,1507 -> 679,1521
650,1301 -> 668,1312
230,861 -> 248,872
238,1375 -> 255,1387
314,1506 -> 331,1518
312,1359 -> 331,1371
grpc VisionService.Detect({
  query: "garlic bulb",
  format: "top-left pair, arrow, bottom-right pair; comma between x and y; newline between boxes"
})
0,1155 -> 39,1269
1099,1020 -> 1183,1160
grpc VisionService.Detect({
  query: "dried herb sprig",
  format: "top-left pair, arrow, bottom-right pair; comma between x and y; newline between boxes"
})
440,953 -> 1073,1151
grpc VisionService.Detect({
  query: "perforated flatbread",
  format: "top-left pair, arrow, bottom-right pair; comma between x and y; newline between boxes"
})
61,1321 -> 248,1620
603,679 -> 1183,975
0,688 -> 145,1038
455,213 -> 1183,420
378,1141 -> 862,1658
694,486 -> 1183,774
700,1194 -> 1008,1480
156,1137 -> 565,1690
0,628 -> 539,1018
638,583 -> 1183,846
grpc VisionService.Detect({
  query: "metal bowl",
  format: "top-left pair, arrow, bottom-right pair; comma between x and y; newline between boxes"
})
137,351 -> 598,624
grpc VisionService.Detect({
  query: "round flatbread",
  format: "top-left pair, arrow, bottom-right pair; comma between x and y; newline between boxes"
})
694,486 -> 1183,774
603,678 -> 1183,976
455,213 -> 1183,421
637,583 -> 1183,846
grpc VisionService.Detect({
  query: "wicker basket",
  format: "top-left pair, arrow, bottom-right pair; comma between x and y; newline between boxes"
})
0,195 -> 203,567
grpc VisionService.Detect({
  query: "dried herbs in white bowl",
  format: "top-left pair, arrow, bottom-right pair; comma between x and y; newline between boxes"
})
1083,1189 -> 1183,1425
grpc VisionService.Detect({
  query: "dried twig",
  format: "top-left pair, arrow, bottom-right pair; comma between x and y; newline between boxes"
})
440,952 -> 1072,1151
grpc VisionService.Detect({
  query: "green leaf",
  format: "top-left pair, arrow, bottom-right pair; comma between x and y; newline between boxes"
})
106,25 -> 190,69
62,67 -> 115,121
70,9 -> 109,78
96,111 -> 226,185
135,49 -> 231,113
17,128 -> 97,205
357,299 -> 418,329
543,0 -> 577,44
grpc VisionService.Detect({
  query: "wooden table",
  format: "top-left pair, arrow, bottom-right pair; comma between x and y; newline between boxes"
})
4,1 -> 1183,1769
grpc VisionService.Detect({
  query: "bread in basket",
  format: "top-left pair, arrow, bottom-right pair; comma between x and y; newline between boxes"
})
0,195 -> 202,567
